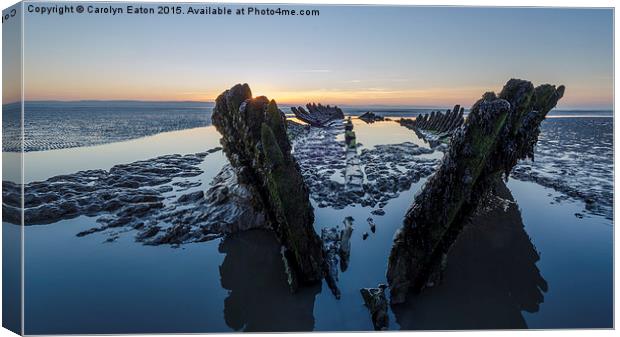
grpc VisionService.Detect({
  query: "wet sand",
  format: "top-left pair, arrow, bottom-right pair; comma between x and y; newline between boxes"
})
3,102 -> 212,152
512,117 -> 613,219
3,114 -> 612,333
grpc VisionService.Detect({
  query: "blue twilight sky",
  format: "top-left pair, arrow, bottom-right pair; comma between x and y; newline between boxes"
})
13,4 -> 614,109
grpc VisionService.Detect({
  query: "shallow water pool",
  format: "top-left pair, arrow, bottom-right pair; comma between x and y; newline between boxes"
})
4,116 -> 613,333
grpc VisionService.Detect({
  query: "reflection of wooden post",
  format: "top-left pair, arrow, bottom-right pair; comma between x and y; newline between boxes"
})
387,79 -> 564,304
212,84 -> 324,287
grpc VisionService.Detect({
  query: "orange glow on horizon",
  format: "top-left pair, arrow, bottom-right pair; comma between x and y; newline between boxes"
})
20,84 -> 611,110
21,86 -> 494,105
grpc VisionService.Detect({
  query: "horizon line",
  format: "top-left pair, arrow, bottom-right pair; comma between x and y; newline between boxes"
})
2,99 -> 612,111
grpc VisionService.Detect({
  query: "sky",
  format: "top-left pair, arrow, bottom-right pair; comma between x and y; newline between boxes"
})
11,4 -> 615,109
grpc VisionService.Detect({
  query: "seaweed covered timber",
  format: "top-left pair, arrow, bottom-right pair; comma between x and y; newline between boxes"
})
211,84 -> 325,287
291,103 -> 344,126
386,79 -> 565,304
399,105 -> 465,145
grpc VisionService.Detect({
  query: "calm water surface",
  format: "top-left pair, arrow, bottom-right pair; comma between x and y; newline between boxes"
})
8,116 -> 613,333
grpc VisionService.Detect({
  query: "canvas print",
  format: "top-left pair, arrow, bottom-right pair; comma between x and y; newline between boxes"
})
1,2 -> 614,334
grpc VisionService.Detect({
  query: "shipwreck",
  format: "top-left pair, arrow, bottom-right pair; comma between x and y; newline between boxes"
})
212,84 -> 325,288
386,79 -> 565,304
291,103 -> 344,126
399,104 -> 465,145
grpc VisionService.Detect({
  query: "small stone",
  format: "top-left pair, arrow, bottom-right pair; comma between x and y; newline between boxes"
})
371,208 -> 385,216
367,217 -> 376,233
177,190 -> 204,203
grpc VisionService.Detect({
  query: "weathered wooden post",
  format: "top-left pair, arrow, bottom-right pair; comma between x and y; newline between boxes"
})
212,84 -> 325,287
386,79 -> 564,304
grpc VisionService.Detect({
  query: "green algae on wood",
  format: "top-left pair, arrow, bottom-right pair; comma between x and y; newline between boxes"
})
212,84 -> 324,286
386,79 -> 564,304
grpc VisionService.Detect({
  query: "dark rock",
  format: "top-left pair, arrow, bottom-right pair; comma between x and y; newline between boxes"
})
5,150 -> 219,226
371,208 -> 385,216
287,119 -> 311,140
177,190 -> 204,203
139,163 -> 268,244
156,185 -> 174,193
367,217 -> 376,233
360,284 -> 389,330
148,223 -> 191,245
172,180 -> 202,191
362,232 -> 369,240
136,226 -> 160,239
212,84 -> 324,285
292,122 -> 439,210
387,79 -> 564,304
76,227 -> 105,237
4,145 -> 269,246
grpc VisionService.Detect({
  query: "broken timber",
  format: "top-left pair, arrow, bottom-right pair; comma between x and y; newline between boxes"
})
386,79 -> 565,304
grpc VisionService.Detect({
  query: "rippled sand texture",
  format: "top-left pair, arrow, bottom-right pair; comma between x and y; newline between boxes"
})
6,114 -> 612,332
3,102 -> 212,152
512,117 -> 613,219
6,119 -> 441,245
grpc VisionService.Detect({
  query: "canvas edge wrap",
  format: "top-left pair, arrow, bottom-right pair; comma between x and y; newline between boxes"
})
2,2 -> 24,335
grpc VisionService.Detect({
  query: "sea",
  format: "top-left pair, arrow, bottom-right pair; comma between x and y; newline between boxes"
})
1,101 -> 613,333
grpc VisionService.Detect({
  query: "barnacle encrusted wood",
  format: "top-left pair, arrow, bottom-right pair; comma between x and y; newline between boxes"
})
212,83 -> 324,285
386,79 -> 565,304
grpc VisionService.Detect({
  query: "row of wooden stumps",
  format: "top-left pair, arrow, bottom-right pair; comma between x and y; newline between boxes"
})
344,117 -> 364,194
291,103 -> 345,126
413,105 -> 465,133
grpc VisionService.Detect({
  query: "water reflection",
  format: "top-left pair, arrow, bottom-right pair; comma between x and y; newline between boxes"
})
21,126 -> 223,183
219,230 -> 321,332
351,119 -> 430,149
393,182 -> 547,330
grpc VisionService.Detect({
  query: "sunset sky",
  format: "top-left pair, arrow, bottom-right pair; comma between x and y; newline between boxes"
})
14,5 -> 614,109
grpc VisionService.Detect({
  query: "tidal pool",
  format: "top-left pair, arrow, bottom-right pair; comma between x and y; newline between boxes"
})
3,115 -> 613,333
